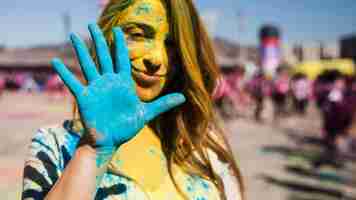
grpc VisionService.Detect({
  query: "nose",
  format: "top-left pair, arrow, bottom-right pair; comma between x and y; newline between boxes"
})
143,45 -> 165,74
143,58 -> 161,74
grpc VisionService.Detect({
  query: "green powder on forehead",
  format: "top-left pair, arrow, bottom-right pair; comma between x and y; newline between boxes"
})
101,0 -> 133,21
156,16 -> 164,24
144,39 -> 155,49
134,2 -> 153,15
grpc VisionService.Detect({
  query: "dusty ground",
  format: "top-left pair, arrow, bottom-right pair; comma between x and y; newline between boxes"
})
0,91 -> 72,199
0,91 -> 354,199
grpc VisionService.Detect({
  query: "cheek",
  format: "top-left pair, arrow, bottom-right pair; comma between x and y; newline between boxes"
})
126,42 -> 145,59
158,77 -> 167,88
126,40 -> 160,59
143,39 -> 156,50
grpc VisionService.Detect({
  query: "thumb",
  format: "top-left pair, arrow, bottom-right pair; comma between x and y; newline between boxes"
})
144,93 -> 186,122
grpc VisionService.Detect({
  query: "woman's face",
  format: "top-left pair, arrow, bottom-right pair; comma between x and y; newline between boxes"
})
118,0 -> 175,101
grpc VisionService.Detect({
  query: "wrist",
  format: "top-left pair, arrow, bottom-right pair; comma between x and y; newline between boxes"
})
74,144 -> 115,190
79,127 -> 118,149
95,146 -> 116,160
75,144 -> 115,165
75,144 -> 97,161
94,146 -> 115,188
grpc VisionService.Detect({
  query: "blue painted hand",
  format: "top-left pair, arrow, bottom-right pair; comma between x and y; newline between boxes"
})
51,24 -> 185,149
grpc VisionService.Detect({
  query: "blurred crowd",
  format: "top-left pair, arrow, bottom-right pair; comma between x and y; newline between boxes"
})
213,64 -> 356,156
0,72 -> 67,99
1,65 -> 356,156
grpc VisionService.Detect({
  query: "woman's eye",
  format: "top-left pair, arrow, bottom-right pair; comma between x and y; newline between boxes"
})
130,32 -> 144,37
127,32 -> 146,42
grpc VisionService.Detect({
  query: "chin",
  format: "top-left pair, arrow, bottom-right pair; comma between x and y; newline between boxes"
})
135,84 -> 163,102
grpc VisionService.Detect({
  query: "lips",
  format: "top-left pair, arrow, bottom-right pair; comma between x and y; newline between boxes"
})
131,66 -> 161,87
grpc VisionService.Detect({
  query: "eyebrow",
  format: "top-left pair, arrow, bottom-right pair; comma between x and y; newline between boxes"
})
121,22 -> 156,38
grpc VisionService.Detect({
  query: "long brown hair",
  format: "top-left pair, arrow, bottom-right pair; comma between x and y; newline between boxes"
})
75,0 -> 245,199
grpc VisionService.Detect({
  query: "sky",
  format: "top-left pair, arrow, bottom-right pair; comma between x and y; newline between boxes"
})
1,0 -> 355,47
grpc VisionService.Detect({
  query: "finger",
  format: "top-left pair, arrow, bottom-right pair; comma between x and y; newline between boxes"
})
88,24 -> 114,74
70,33 -> 99,82
51,58 -> 84,96
113,27 -> 131,77
144,93 -> 186,122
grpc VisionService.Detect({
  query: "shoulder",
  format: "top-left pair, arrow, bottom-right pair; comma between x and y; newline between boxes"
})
32,120 -> 80,148
28,120 -> 81,168
33,121 -> 74,144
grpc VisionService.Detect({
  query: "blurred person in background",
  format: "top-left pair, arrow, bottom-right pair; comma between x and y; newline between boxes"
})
246,70 -> 269,122
314,73 -> 356,167
45,74 -> 67,101
320,74 -> 356,154
290,73 -> 311,115
333,75 -> 356,154
344,110 -> 356,154
0,73 -> 4,97
21,73 -> 40,93
214,65 -> 249,119
314,70 -> 341,110
271,66 -> 290,121
226,65 -> 249,110
21,0 -> 244,200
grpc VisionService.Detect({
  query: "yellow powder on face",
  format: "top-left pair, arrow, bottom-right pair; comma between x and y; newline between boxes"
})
112,0 -> 171,101
107,0 -> 172,183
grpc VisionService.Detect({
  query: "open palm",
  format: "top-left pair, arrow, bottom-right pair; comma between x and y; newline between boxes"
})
52,24 -> 185,148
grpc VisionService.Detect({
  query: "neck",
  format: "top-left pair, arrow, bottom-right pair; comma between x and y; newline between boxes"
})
108,125 -> 168,191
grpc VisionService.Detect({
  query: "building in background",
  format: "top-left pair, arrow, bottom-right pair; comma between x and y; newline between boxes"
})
0,44 -> 78,90
340,34 -> 356,63
282,42 -> 340,65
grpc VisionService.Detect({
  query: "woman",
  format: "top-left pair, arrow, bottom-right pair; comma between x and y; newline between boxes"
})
290,73 -> 310,115
271,66 -> 290,120
22,0 -> 244,199
247,70 -> 268,122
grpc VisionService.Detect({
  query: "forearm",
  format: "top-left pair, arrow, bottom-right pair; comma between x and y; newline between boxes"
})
44,145 -> 113,200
